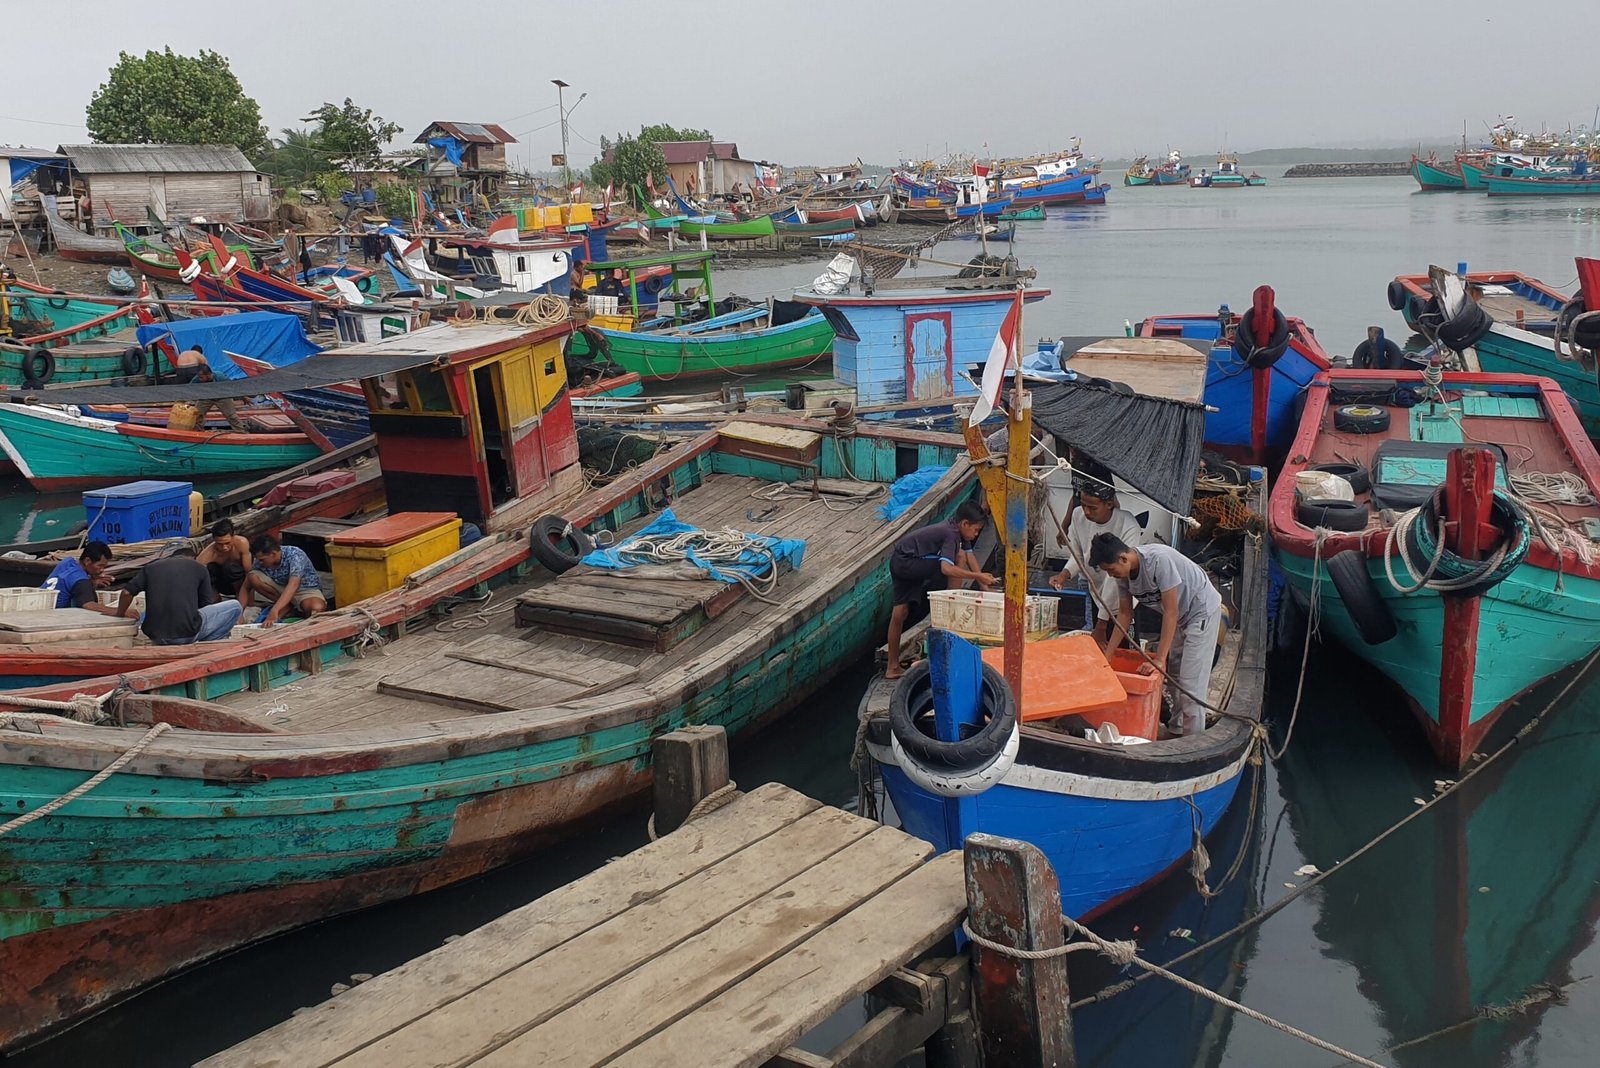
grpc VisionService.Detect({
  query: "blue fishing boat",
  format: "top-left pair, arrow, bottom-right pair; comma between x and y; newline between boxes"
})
860,373 -> 1267,920
1137,289 -> 1333,461
954,197 -> 1013,219
1270,365 -> 1600,770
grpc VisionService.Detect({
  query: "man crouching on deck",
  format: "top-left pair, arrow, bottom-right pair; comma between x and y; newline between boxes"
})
1090,532 -> 1222,736
885,501 -> 996,680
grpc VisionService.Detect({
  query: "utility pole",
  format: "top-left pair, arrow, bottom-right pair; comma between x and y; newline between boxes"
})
552,79 -> 570,199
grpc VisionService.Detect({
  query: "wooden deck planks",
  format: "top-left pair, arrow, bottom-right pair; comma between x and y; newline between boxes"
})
603,852 -> 967,1068
472,830 -> 939,1068
202,784 -> 823,1068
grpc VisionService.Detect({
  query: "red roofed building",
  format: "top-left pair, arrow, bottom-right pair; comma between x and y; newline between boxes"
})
414,121 -> 517,174
655,140 -> 768,197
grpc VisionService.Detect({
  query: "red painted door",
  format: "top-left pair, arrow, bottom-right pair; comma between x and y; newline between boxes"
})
904,311 -> 953,401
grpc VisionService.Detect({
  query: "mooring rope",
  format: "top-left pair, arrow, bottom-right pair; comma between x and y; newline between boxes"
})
961,915 -> 1388,1068
0,722 -> 172,839
645,780 -> 739,841
616,528 -> 784,603
0,689 -> 118,723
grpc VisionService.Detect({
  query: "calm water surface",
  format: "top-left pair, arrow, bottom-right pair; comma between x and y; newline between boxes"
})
11,171 -> 1600,1066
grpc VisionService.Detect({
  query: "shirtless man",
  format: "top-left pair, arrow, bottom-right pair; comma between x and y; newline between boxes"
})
195,518 -> 252,601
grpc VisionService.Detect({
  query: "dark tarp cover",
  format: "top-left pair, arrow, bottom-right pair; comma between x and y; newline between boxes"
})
135,311 -> 321,381
1028,379 -> 1207,516
0,349 -> 456,407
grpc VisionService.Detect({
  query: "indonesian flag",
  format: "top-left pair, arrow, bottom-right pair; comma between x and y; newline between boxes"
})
969,289 -> 1024,425
973,163 -> 990,178
570,183 -> 584,200
603,182 -> 614,210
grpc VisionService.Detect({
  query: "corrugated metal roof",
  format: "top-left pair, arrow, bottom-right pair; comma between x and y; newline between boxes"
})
658,141 -> 743,165
414,121 -> 516,145
57,144 -> 257,174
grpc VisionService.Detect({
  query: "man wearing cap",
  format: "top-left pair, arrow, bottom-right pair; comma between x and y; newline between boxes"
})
1049,482 -> 1148,643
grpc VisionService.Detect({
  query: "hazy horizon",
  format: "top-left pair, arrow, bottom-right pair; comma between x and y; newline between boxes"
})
3,0 -> 1594,170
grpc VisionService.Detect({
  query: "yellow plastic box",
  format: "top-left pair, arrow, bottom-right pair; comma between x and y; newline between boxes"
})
327,512 -> 462,605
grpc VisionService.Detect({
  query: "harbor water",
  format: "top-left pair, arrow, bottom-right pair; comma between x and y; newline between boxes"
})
9,169 -> 1600,1066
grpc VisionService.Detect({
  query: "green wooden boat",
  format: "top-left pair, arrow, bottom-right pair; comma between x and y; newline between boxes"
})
775,216 -> 857,236
643,201 -> 776,239
114,222 -> 184,281
0,282 -> 141,386
997,204 -> 1045,220
0,402 -> 323,491
0,419 -> 972,1047
569,304 -> 835,380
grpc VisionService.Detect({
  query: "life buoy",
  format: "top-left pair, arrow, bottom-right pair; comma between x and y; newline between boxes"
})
640,273 -> 667,299
1386,280 -> 1410,312
1325,549 -> 1397,644
1296,498 -> 1370,532
887,660 -> 1019,798
528,514 -> 594,574
22,345 -> 55,385
121,345 -> 146,377
1232,306 -> 1291,369
47,291 -> 70,310
1437,300 -> 1492,352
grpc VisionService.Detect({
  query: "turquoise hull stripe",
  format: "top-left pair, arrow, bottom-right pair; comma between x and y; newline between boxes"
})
1472,329 -> 1600,436
1276,551 -> 1600,724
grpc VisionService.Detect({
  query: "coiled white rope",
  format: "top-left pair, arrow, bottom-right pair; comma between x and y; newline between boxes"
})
0,722 -> 172,839
1381,507 -> 1513,594
616,528 -> 784,602
0,690 -> 119,723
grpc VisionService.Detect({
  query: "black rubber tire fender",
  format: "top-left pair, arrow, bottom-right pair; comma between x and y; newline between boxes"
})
888,659 -> 1018,772
1386,280 -> 1410,312
1352,337 -> 1403,370
47,291 -> 70,310
1325,549 -> 1398,644
23,345 -> 55,385
1334,403 -> 1391,434
1295,498 -> 1371,533
121,345 -> 146,377
528,514 -> 594,574
1308,462 -> 1371,495
1437,300 -> 1493,352
1232,306 -> 1292,369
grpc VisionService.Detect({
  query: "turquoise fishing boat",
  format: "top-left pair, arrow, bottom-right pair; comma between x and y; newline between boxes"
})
1483,171 -> 1600,197
0,413 -> 972,1048
0,402 -> 323,492
1271,367 -> 1600,771
1410,153 -> 1467,191
0,281 -> 141,386
997,203 -> 1045,220
570,303 -> 836,380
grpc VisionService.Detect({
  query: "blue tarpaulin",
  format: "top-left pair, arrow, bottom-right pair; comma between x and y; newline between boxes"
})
878,465 -> 951,521
580,508 -> 806,584
135,311 -> 321,382
427,137 -> 465,168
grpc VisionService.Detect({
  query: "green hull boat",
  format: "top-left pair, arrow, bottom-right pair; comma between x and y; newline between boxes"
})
571,306 -> 835,381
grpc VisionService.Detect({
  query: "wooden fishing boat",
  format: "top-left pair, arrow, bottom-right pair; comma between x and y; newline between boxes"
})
1244,173 -> 1267,187
38,197 -> 126,265
0,402 -> 324,491
1137,290 -> 1334,461
642,202 -> 776,239
1203,154 -> 1249,188
1271,366 -> 1600,770
568,303 -> 834,380
0,408 -> 973,1047
1124,157 -> 1153,186
1387,267 -> 1569,336
114,223 -> 184,282
774,216 -> 857,237
792,203 -> 866,225
0,283 -> 143,387
893,200 -> 957,224
861,362 -> 1266,921
954,197 -> 1013,219
1483,171 -> 1600,197
997,204 -> 1045,221
1411,154 -> 1468,191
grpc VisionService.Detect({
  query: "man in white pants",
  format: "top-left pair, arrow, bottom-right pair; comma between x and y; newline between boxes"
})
1090,533 -> 1222,736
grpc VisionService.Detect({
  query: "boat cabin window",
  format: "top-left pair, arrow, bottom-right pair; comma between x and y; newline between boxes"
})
368,367 -> 458,416
516,255 -> 527,273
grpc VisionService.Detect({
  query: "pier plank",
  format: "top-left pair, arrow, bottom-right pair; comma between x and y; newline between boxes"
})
472,829 -> 938,1067
332,807 -> 886,1068
605,852 -> 967,1068
202,784 -> 819,1068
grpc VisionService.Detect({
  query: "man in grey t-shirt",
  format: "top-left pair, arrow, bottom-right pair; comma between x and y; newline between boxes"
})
1089,534 -> 1223,736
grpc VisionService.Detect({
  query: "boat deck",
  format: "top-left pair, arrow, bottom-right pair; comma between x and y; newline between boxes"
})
218,472 -> 892,733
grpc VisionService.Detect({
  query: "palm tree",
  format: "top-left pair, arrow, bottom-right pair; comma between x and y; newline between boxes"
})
261,128 -> 330,185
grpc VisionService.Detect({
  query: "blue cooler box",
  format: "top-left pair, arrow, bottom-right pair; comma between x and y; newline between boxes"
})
84,481 -> 194,544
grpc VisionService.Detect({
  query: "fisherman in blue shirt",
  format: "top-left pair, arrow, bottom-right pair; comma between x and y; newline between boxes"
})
40,541 -> 124,616
241,533 -> 328,627
884,501 -> 995,679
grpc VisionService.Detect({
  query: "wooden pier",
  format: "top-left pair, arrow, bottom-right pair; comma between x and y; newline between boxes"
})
203,727 -> 1077,1068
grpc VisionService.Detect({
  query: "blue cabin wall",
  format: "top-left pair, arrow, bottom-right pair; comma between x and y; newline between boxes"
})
831,298 -> 1030,405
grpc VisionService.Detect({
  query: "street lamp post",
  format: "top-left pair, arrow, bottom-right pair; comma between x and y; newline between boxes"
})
552,79 -> 570,199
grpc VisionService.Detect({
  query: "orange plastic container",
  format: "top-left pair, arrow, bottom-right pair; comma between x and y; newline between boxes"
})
979,632 -> 1126,723
1078,670 -> 1164,740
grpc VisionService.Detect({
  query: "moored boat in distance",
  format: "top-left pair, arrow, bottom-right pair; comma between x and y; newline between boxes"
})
0,281 -> 142,386
38,196 -> 126,264
1410,153 -> 1468,191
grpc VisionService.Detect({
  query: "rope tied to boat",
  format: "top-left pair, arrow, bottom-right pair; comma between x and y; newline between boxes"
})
615,528 -> 785,603
0,688 -> 121,724
0,722 -> 172,839
347,606 -> 388,657
645,780 -> 739,841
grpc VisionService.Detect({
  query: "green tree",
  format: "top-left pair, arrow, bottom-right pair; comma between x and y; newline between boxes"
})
86,48 -> 267,158
637,123 -> 712,144
306,99 -> 402,169
261,128 -> 329,185
589,122 -> 712,196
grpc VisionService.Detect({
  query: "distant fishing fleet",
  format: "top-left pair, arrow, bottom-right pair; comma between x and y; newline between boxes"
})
1411,116 -> 1600,196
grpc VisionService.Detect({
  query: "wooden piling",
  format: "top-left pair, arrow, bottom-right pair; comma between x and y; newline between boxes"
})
651,725 -> 730,835
963,832 -> 1075,1067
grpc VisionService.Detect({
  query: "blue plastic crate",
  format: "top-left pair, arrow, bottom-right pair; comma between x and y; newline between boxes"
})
84,480 -> 193,544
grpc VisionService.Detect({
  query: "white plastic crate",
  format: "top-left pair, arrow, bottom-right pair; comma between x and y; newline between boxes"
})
97,590 -> 144,612
0,587 -> 56,613
589,294 -> 620,316
927,588 -> 1055,644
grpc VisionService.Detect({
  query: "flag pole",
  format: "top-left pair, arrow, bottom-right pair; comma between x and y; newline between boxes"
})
1002,281 -> 1030,706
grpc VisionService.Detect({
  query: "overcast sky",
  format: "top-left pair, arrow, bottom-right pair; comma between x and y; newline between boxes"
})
4,0 -> 1595,167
